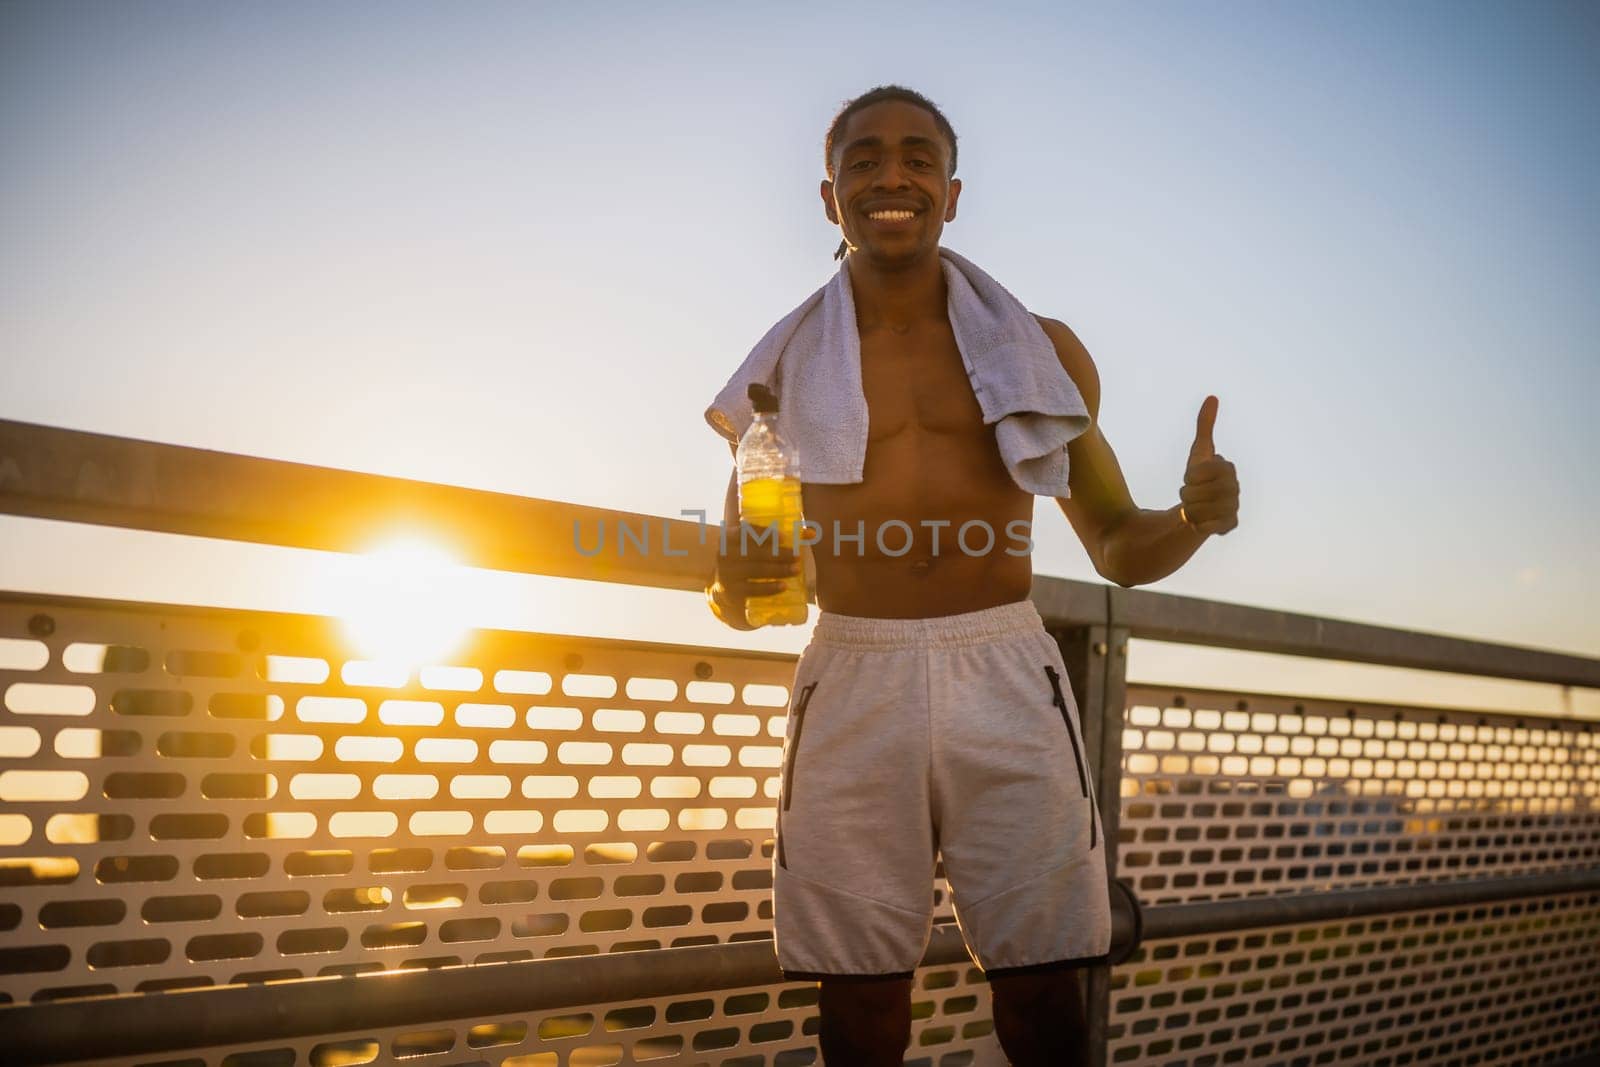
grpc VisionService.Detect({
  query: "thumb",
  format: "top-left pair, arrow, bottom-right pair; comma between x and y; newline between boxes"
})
1189,395 -> 1219,462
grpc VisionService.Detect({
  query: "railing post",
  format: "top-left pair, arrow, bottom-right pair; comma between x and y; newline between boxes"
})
1049,618 -> 1130,1067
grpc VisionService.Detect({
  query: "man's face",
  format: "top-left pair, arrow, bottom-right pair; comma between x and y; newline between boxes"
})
822,100 -> 961,267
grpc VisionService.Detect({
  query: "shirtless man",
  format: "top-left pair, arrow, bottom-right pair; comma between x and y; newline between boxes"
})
706,86 -> 1240,1066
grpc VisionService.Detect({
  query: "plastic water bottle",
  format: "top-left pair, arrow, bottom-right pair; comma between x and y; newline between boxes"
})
737,383 -> 808,627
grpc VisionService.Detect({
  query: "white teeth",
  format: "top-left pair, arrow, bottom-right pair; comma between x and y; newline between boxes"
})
868,210 -> 916,221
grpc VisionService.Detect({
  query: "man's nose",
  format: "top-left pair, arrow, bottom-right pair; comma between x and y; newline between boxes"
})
872,159 -> 912,190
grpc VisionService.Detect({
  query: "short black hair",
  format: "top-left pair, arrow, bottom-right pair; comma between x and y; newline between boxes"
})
824,85 -> 958,181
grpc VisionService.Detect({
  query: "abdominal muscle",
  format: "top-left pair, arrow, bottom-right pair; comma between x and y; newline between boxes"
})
801,428 -> 1036,619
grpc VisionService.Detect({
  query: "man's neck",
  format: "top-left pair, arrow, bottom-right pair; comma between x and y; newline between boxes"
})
847,248 -> 947,331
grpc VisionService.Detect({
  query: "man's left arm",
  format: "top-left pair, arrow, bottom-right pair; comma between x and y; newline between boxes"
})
1034,316 -> 1240,588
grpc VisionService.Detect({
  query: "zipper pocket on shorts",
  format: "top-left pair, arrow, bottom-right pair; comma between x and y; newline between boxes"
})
781,682 -> 817,813
776,681 -> 816,872
1044,665 -> 1096,850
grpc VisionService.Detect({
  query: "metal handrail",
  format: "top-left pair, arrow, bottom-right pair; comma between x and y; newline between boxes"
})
1139,866 -> 1600,941
4,417 -> 1598,688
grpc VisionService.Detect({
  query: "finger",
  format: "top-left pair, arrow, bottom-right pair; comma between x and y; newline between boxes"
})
1184,463 -> 1228,489
1188,395 -> 1219,462
1194,505 -> 1239,531
1179,483 -> 1239,507
747,577 -> 793,593
728,577 -> 795,600
1183,457 -> 1234,484
727,543 -> 800,564
723,558 -> 802,581
727,560 -> 803,581
1182,495 -> 1241,524
742,554 -> 802,571
1182,467 -> 1237,492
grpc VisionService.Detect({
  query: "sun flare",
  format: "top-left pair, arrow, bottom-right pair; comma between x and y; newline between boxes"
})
335,535 -> 472,672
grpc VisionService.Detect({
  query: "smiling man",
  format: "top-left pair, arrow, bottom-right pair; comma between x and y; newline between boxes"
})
705,85 -> 1240,1066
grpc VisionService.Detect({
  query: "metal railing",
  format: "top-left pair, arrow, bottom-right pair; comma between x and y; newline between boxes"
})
2,417 -> 1597,1067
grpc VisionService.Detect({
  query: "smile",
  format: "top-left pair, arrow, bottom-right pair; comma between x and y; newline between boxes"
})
866,209 -> 919,222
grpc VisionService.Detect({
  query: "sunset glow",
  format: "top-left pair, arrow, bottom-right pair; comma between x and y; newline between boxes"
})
333,536 -> 472,672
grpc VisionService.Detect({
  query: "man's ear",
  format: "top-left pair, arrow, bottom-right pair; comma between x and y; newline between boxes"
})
820,179 -> 840,225
944,177 -> 962,223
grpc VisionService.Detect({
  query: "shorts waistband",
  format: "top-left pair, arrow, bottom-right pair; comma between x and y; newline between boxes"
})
811,599 -> 1045,650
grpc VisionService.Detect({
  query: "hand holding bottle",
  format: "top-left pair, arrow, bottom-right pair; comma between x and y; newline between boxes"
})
708,531 -> 802,630
708,383 -> 809,628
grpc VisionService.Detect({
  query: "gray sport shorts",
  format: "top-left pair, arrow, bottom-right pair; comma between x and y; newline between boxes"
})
772,598 -> 1113,981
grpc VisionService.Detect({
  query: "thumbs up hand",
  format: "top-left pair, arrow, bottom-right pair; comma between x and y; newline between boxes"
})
1179,395 -> 1239,536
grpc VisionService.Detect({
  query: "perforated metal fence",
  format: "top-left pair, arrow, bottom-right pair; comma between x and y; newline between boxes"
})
1117,686 -> 1599,905
0,593 -> 998,1064
3,417 -> 1600,1067
1106,684 -> 1600,1066
1112,891 -> 1600,1066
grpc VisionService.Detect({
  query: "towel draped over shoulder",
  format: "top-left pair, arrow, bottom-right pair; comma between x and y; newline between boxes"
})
705,247 -> 1089,497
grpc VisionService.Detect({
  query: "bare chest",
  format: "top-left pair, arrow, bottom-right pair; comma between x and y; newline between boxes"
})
859,322 -> 986,441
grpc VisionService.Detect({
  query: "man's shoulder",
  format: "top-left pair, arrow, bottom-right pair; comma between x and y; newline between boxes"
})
1030,313 -> 1085,352
1032,314 -> 1101,417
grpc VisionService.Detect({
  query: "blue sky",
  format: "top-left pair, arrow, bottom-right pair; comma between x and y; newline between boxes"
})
2,2 -> 1596,707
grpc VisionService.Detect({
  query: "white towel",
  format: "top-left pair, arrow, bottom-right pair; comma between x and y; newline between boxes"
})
705,247 -> 1090,497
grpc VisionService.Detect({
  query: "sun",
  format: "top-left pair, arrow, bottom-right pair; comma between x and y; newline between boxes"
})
334,535 -> 471,672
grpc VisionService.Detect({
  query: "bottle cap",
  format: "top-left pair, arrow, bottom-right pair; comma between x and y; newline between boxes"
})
748,383 -> 780,414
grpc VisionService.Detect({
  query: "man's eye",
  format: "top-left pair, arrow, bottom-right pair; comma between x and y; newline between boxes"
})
849,159 -> 874,171
908,159 -> 932,169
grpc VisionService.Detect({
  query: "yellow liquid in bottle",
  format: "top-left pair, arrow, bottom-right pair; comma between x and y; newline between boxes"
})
739,475 -> 808,627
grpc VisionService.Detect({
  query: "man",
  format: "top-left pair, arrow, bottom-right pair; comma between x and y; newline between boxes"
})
706,86 -> 1240,1066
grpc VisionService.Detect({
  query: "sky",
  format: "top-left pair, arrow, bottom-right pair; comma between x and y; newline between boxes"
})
2,1 -> 1597,716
